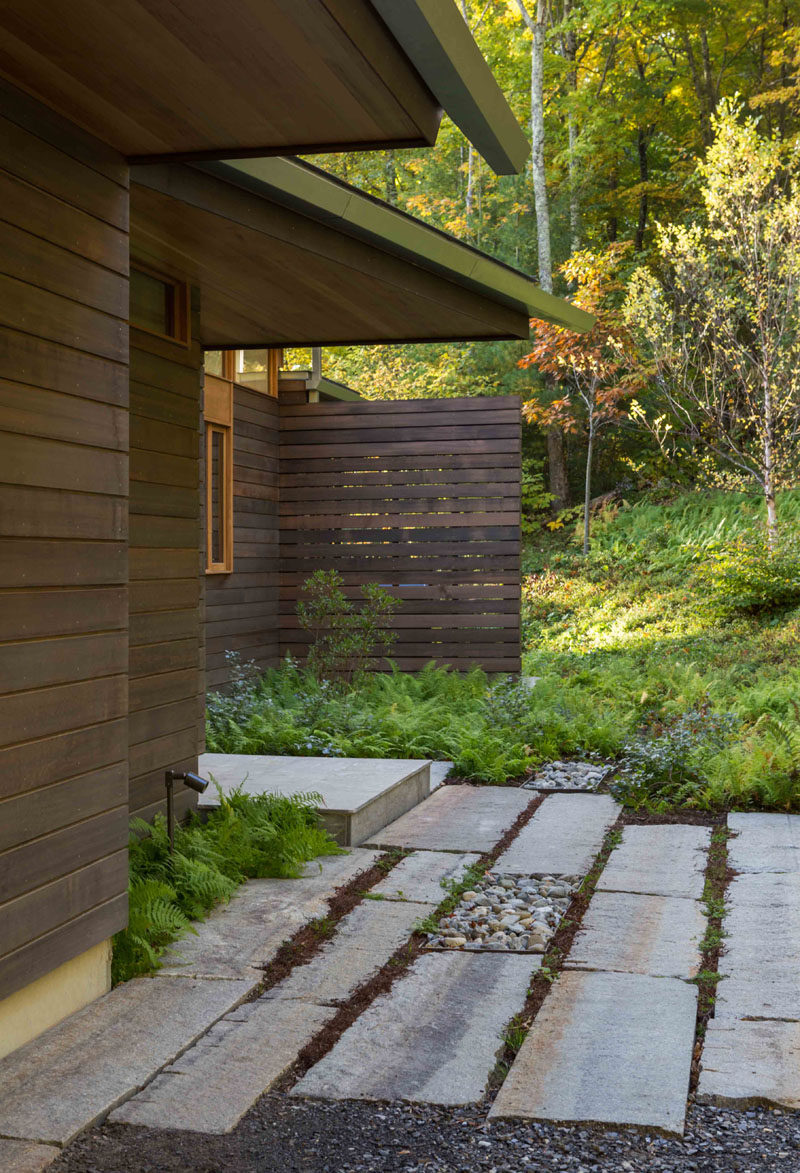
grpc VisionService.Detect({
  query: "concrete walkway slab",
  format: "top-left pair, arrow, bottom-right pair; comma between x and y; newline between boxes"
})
494,794 -> 620,876
598,825 -> 710,900
265,900 -> 427,1005
0,1141 -> 57,1172
565,891 -> 706,978
159,849 -> 379,980
728,812 -> 800,874
111,1000 -> 336,1134
365,785 -> 531,854
370,850 -> 481,904
429,762 -> 454,790
699,1019 -> 800,1109
714,872 -> 800,1023
199,754 -> 430,846
490,970 -> 697,1135
0,976 -> 252,1145
293,951 -> 538,1105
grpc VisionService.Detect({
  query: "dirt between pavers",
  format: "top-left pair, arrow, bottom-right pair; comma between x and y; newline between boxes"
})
52,1097 -> 800,1173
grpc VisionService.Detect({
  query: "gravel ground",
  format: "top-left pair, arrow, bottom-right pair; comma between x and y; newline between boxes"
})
54,1096 -> 800,1173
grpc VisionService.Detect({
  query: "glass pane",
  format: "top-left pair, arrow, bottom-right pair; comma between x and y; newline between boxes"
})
204,350 -> 224,377
236,349 -> 270,373
131,269 -> 172,335
211,429 -> 224,565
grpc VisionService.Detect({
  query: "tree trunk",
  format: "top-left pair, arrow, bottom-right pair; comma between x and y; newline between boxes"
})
635,126 -> 649,252
547,426 -> 570,512
530,0 -> 552,291
561,2 -> 580,253
583,424 -> 594,555
763,381 -> 778,549
384,150 -> 397,205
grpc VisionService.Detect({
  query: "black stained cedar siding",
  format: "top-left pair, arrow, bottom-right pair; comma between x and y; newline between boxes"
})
0,88 -> 129,1003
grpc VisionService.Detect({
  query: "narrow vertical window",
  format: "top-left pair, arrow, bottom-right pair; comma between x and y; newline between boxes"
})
204,372 -> 233,574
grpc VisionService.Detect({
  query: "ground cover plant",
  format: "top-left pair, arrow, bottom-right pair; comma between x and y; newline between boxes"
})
112,788 -> 342,984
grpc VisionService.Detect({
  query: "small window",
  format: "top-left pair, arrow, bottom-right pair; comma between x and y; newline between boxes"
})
204,350 -> 235,379
204,379 -> 233,574
234,349 -> 281,397
130,267 -> 189,344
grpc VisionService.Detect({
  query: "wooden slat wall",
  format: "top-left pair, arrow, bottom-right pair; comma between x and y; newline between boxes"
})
278,396 -> 522,673
0,89 -> 130,1003
129,309 -> 204,822
205,387 -> 280,689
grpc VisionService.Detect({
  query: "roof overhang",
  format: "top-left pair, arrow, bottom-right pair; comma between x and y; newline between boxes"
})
130,157 -> 592,349
0,0 -> 527,172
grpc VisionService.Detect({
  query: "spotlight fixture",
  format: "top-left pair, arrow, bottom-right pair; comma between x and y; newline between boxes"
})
164,768 -> 210,853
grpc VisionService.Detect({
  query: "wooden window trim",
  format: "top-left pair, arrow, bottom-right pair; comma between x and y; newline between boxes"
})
130,263 -> 190,348
204,379 -> 233,575
233,348 -> 282,398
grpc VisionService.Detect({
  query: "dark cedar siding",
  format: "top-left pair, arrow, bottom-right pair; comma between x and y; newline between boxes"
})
129,310 -> 204,822
0,89 -> 129,1002
279,397 -> 522,673
205,387 -> 280,689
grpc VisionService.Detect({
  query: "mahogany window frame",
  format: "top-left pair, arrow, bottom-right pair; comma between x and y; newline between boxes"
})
130,264 -> 190,347
203,376 -> 233,575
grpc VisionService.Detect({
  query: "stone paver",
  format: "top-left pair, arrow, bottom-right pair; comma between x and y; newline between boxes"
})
494,794 -> 620,876
111,1000 -> 336,1133
0,1140 -> 58,1172
699,1019 -> 800,1109
429,761 -> 454,790
371,850 -> 480,904
565,891 -> 706,978
293,952 -> 538,1105
365,785 -> 531,854
0,976 -> 252,1144
490,970 -> 697,1135
714,872 -> 800,1023
159,849 -> 379,979
728,812 -> 800,874
598,824 -> 710,899
265,900 -> 428,1005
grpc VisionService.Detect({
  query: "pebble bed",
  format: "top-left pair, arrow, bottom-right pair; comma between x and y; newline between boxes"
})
523,759 -> 611,792
424,872 -> 580,953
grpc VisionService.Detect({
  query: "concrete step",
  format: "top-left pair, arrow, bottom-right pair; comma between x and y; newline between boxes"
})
491,970 -> 697,1135
728,812 -> 800,874
597,825 -> 710,900
264,899 -> 430,1006
699,1019 -> 800,1110
364,784 -> 532,854
565,891 -> 706,979
0,1140 -> 57,1172
494,793 -> 620,876
292,951 -> 538,1105
199,754 -> 431,847
369,850 -> 480,904
159,848 -> 380,980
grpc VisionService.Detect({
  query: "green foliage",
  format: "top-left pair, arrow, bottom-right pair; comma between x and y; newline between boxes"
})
297,570 -> 401,684
697,534 -> 800,614
112,791 -> 342,984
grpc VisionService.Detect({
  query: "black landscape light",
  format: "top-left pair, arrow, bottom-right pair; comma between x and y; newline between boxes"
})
164,769 -> 210,854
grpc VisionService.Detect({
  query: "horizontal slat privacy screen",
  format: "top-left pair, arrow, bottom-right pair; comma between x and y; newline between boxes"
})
278,396 -> 522,672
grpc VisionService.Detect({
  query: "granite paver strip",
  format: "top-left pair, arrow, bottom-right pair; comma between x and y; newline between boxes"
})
494,794 -> 620,876
597,825 -> 710,899
714,872 -> 800,1024
490,970 -> 698,1135
364,785 -> 532,854
110,1000 -> 337,1133
159,848 -> 380,979
370,850 -> 481,904
0,1140 -> 58,1172
264,900 -> 430,1005
699,1019 -> 800,1109
728,812 -> 800,874
565,891 -> 706,978
292,952 -> 538,1105
0,976 -> 253,1145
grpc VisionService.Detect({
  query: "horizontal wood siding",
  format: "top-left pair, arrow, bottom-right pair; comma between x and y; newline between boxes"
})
278,396 -> 522,673
205,387 -> 280,689
129,297 -> 204,822
0,89 -> 129,1002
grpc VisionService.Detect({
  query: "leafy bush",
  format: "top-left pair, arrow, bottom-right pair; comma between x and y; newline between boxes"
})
697,534 -> 800,614
112,788 -> 341,984
297,569 -> 401,683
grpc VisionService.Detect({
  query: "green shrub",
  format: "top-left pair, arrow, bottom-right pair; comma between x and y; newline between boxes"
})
697,534 -> 800,614
297,569 -> 401,683
112,788 -> 342,984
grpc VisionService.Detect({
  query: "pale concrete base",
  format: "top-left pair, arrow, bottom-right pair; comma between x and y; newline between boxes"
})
491,970 -> 697,1135
366,784 -> 532,854
370,851 -> 480,904
494,793 -> 620,876
199,754 -> 431,846
565,891 -> 706,979
699,1019 -> 800,1109
0,1140 -> 58,1172
728,812 -> 800,874
598,825 -> 710,900
0,939 -> 111,1063
293,952 -> 538,1105
111,1000 -> 337,1134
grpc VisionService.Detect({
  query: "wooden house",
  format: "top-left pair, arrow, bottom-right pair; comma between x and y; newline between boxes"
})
0,0 -> 591,1060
